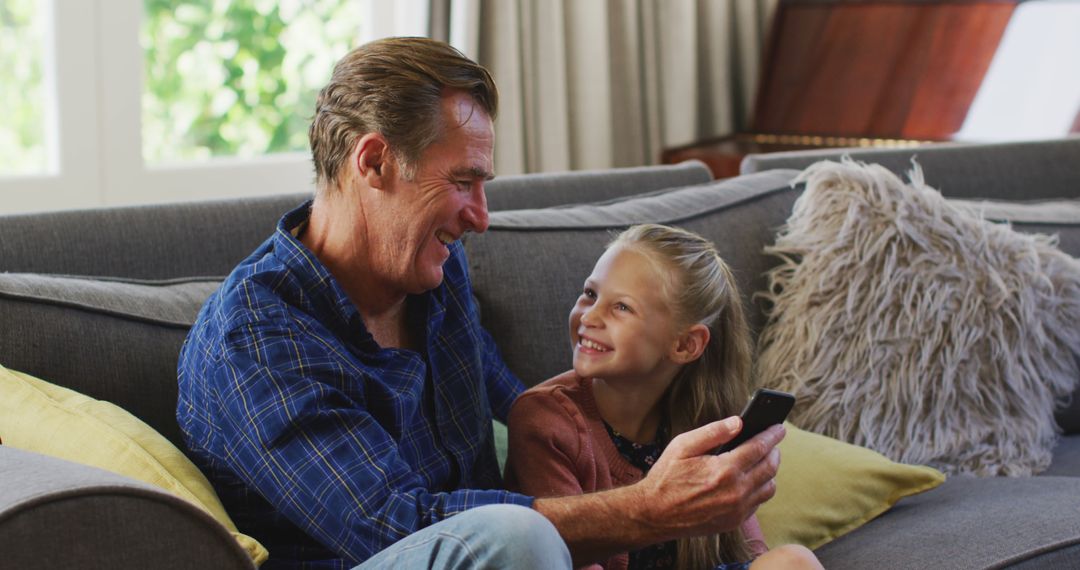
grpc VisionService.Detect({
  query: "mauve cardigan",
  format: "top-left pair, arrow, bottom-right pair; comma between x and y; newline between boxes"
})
505,371 -> 768,570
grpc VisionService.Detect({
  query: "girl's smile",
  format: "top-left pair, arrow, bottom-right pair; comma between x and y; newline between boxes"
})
577,335 -> 612,354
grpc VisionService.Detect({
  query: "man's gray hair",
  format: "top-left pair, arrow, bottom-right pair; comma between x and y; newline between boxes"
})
308,37 -> 498,189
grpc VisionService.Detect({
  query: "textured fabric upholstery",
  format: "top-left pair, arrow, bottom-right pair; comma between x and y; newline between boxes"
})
0,275 -> 219,446
1044,437 -> 1080,477
463,169 -> 800,385
0,446 -> 253,569
484,160 -> 712,211
0,161 -> 710,280
0,194 -> 306,279
739,136 -> 1080,201
814,475 -> 1080,569
948,198 -> 1080,435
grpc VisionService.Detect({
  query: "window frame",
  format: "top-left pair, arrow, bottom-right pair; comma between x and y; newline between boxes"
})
2,0 -> 329,214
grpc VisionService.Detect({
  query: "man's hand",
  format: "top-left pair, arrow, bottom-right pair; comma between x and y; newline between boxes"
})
630,416 -> 784,541
533,416 -> 784,567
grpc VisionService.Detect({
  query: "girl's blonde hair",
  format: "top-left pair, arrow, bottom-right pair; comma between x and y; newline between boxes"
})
609,223 -> 754,567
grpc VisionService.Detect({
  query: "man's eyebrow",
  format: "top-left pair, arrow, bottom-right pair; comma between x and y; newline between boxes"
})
453,167 -> 496,181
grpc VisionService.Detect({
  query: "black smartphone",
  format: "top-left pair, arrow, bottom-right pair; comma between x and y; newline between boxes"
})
712,388 -> 795,454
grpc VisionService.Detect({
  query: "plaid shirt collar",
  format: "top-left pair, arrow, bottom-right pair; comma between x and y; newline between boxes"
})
271,201 -> 450,357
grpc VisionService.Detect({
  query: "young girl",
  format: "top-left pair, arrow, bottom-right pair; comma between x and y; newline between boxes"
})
505,224 -> 821,570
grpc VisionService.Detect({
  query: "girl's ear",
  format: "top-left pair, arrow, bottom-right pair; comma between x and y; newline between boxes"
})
670,323 -> 711,364
353,133 -> 393,190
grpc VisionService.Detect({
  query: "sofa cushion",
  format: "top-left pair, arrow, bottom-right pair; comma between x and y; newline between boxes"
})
756,423 -> 944,550
0,274 -> 220,446
462,169 -> 801,386
813,475 -> 1080,569
950,198 -> 1080,434
757,161 -> 1080,476
0,364 -> 267,565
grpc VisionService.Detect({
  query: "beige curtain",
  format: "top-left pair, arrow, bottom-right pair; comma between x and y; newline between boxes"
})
442,0 -> 777,175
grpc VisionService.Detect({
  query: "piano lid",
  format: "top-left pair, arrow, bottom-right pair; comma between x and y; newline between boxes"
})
751,0 -> 1018,142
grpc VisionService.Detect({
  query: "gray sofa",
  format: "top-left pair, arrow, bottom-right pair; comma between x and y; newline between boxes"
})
2,140 -> 1079,568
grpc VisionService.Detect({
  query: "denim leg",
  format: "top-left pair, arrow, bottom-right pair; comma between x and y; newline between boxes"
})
354,504 -> 570,570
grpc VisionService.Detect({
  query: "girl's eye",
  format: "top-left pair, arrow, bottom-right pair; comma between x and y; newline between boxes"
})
615,302 -> 631,312
582,288 -> 596,299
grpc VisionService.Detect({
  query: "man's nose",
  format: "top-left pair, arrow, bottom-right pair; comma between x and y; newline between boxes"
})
462,185 -> 490,233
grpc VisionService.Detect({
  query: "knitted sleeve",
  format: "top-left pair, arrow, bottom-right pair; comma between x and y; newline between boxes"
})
504,386 -> 590,499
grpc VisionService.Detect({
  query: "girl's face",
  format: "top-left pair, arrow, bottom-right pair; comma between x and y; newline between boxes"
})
569,244 -> 683,386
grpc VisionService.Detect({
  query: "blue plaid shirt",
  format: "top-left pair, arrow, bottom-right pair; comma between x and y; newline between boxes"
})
177,201 -> 532,569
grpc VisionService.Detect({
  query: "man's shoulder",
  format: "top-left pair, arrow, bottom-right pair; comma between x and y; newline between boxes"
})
191,251 -> 305,345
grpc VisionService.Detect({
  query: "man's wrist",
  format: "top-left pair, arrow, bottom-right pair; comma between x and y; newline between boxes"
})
532,481 -> 670,567
612,480 -> 669,544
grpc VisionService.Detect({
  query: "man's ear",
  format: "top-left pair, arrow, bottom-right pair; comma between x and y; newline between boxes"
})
353,133 -> 392,189
670,323 -> 711,365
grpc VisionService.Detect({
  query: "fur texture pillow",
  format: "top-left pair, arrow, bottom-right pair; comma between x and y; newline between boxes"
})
756,160 -> 1080,476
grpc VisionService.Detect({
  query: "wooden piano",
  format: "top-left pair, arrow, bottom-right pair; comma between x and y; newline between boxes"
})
662,0 -> 1069,178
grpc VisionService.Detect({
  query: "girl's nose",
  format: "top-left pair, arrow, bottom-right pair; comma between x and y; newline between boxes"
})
579,305 -> 601,328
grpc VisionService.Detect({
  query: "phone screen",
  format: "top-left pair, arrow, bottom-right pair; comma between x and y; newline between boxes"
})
712,388 -> 795,454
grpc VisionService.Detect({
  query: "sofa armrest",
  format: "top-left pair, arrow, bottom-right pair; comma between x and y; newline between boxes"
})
0,446 -> 254,569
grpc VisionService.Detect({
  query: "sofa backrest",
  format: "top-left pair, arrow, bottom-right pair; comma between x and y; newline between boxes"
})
0,161 -> 710,281
484,160 -> 712,211
740,136 -> 1080,201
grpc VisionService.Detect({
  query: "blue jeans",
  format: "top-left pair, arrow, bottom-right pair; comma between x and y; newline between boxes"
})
354,504 -> 572,569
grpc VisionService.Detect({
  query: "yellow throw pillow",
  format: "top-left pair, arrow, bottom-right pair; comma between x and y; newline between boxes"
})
0,364 -> 268,566
756,423 -> 945,550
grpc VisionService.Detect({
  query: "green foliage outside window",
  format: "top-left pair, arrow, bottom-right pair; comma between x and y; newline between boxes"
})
0,0 -> 47,175
141,0 -> 363,164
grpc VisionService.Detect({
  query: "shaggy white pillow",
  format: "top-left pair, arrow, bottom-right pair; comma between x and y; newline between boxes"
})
756,159 -> 1080,476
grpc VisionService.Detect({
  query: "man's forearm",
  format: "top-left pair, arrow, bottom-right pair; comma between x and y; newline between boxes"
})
533,485 -> 668,568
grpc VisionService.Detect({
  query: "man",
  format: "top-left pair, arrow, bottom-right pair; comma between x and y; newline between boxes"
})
178,37 -> 784,569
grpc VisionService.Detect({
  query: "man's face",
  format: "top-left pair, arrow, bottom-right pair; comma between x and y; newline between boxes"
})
374,91 -> 494,296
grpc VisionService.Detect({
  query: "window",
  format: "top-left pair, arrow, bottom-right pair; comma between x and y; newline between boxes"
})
0,0 -> 431,214
0,0 -> 51,176
141,0 -> 365,164
957,0 -> 1080,141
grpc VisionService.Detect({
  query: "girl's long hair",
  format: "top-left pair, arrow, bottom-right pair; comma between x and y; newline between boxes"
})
610,224 -> 755,568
